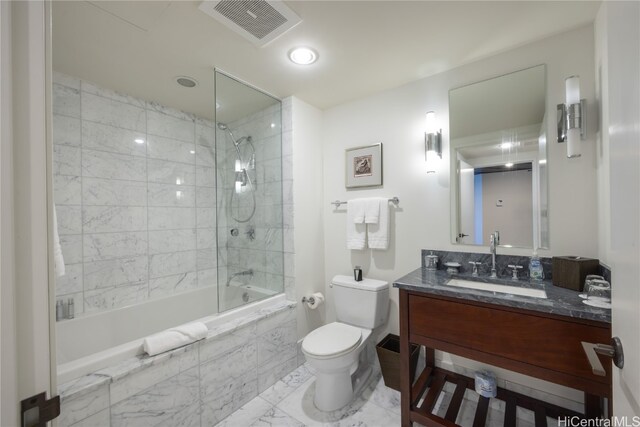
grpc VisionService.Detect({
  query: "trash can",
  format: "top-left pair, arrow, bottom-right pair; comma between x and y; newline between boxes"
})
376,333 -> 420,391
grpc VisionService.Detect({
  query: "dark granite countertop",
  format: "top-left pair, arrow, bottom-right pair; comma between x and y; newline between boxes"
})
394,267 -> 611,324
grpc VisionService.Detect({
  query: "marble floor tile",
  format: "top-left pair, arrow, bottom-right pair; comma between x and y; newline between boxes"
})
219,359 -> 563,427
250,407 -> 305,427
331,400 -> 399,427
359,374 -> 401,416
260,364 -> 314,405
274,377 -> 370,426
216,396 -> 273,427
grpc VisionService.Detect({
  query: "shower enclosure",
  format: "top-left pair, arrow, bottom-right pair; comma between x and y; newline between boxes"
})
215,71 -> 284,311
50,66 -> 284,375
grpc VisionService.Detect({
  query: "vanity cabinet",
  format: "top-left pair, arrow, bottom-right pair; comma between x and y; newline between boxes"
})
399,289 -> 612,427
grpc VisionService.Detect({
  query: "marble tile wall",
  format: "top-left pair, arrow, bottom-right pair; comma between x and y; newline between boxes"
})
216,97 -> 294,309
53,72 -> 217,318
58,304 -> 298,427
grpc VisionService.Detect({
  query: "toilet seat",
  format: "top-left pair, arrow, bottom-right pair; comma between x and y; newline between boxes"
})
302,322 -> 362,359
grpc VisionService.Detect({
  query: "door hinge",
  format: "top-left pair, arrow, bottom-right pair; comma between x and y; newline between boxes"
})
21,392 -> 60,427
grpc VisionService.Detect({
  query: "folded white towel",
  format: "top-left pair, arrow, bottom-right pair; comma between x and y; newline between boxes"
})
53,205 -> 65,277
349,199 -> 367,224
364,197 -> 383,224
368,198 -> 390,250
347,200 -> 366,250
143,322 -> 208,356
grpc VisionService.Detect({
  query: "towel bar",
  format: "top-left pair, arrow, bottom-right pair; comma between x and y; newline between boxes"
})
331,197 -> 399,208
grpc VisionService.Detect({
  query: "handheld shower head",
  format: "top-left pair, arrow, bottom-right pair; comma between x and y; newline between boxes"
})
216,122 -> 227,130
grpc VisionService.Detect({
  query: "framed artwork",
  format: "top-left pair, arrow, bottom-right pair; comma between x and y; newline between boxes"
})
345,143 -> 383,188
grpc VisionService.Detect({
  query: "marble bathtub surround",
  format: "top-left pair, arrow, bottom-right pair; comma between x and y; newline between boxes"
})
52,72 -> 217,317
58,302 -> 297,427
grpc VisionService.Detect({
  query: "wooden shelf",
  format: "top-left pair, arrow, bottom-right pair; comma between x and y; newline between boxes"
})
409,366 -> 584,427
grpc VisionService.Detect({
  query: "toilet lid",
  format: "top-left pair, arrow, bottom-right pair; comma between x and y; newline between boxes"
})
302,322 -> 362,358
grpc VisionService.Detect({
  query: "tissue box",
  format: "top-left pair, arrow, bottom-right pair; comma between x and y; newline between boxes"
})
552,256 -> 599,292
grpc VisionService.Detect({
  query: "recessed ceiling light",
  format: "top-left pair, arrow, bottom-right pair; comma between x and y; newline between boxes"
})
500,142 -> 512,150
288,47 -> 318,65
176,76 -> 198,88
505,162 -> 514,167
134,138 -> 145,144
190,150 -> 196,154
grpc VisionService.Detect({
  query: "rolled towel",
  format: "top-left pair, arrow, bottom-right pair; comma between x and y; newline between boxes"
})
143,322 -> 208,356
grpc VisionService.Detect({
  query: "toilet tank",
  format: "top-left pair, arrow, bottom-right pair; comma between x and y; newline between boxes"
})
331,275 -> 389,329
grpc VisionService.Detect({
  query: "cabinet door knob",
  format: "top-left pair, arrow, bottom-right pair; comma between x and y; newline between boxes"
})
581,337 -> 624,376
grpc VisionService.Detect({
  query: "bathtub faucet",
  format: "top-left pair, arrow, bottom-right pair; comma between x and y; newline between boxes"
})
226,269 -> 254,287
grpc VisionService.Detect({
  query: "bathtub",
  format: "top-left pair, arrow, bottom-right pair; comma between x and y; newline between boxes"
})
221,283 -> 278,311
56,286 -> 285,384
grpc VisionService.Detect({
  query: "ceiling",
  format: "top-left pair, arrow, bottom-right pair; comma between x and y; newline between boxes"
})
52,1 -> 601,121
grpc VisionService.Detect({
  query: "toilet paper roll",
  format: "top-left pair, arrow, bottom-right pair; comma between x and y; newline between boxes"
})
474,370 -> 497,398
306,292 -> 325,309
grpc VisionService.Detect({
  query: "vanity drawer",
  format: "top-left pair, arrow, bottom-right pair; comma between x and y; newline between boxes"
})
408,294 -> 611,387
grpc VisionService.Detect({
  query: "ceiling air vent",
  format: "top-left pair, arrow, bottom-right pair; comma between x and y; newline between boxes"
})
199,0 -> 302,47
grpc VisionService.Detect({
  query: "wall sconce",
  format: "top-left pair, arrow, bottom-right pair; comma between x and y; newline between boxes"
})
425,111 -> 442,173
557,75 -> 586,158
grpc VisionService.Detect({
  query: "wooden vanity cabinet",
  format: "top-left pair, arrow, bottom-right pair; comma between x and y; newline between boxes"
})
399,289 -> 612,427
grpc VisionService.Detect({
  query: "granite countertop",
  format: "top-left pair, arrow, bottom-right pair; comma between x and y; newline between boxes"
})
393,267 -> 611,324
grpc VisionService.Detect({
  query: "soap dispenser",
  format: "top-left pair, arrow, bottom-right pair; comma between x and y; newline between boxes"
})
529,250 -> 544,281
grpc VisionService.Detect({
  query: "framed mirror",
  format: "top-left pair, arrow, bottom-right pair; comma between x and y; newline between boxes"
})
449,65 -> 549,249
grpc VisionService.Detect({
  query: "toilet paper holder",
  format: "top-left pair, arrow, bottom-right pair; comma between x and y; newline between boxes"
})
301,296 -> 316,305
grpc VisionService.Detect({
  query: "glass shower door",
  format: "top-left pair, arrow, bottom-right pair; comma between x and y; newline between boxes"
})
215,71 -> 284,311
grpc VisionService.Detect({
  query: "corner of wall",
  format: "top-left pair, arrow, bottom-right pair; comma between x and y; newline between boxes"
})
289,97 -> 326,339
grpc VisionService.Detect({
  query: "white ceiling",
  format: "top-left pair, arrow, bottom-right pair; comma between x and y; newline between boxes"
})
52,1 -> 600,121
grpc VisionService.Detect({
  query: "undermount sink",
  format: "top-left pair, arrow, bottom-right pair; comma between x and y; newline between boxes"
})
446,278 -> 548,299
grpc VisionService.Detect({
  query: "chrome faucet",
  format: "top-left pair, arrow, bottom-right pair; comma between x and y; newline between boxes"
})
489,231 -> 500,278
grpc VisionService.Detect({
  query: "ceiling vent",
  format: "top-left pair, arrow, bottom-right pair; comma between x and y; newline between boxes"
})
199,0 -> 302,47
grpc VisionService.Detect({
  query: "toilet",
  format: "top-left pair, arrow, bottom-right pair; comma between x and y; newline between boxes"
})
302,275 -> 389,411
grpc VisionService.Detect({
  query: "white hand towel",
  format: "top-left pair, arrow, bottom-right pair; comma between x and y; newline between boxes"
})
364,197 -> 383,224
143,322 -> 208,356
53,205 -> 66,277
349,199 -> 366,224
367,198 -> 390,250
347,200 -> 366,250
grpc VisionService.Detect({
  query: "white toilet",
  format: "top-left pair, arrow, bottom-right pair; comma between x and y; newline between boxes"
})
302,275 -> 389,411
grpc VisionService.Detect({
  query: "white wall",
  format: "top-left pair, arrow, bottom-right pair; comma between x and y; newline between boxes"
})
320,25 -> 598,404
322,24 -> 598,334
291,97 -> 326,338
481,170 -> 533,248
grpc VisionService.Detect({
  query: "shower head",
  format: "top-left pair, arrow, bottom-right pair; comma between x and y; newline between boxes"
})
217,122 -> 227,130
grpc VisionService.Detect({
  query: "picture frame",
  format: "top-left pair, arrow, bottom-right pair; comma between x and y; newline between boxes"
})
345,143 -> 383,188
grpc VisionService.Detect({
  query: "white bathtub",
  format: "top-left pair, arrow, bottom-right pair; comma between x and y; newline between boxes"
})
56,286 -> 285,384
220,283 -> 278,311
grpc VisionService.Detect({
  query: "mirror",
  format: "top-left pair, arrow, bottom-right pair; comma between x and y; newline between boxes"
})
449,65 -> 549,249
